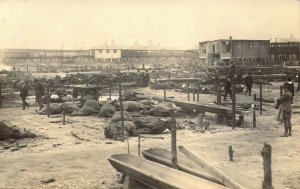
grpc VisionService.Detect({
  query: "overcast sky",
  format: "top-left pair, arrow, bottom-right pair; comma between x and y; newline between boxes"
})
0,0 -> 299,50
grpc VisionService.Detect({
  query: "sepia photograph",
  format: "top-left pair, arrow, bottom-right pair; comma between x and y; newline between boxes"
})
0,0 -> 299,188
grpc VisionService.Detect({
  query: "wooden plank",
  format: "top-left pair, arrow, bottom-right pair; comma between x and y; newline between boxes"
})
142,147 -> 289,189
108,154 -> 228,189
142,148 -> 224,185
178,145 -> 246,189
173,100 -> 243,116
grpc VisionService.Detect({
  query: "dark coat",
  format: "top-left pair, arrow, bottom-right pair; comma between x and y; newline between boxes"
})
277,90 -> 292,112
224,79 -> 231,90
284,82 -> 294,97
244,75 -> 254,86
20,84 -> 29,98
35,82 -> 45,96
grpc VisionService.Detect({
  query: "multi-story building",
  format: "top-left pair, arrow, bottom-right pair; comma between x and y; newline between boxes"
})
270,42 -> 300,62
93,49 -> 122,62
199,38 -> 270,66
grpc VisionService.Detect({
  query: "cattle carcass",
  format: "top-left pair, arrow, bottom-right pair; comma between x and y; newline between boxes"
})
71,100 -> 100,116
104,121 -> 138,140
144,104 -> 172,117
111,111 -> 133,122
116,101 -> 147,112
99,100 -> 117,117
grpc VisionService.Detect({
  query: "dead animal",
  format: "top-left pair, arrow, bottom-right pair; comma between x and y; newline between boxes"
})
104,121 -> 138,140
143,104 -> 172,117
37,103 -> 63,115
116,101 -> 147,112
99,100 -> 117,117
71,100 -> 100,116
111,111 -> 133,122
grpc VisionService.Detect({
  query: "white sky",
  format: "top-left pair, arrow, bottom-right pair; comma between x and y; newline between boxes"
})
0,0 -> 299,50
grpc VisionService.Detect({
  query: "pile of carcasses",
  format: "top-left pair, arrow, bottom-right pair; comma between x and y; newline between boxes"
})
37,91 -> 182,140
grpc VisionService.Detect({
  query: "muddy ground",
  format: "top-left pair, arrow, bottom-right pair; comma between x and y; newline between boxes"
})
0,82 -> 299,189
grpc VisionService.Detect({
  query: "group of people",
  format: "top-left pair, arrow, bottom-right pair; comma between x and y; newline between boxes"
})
19,79 -> 45,110
137,71 -> 150,87
222,72 -> 254,101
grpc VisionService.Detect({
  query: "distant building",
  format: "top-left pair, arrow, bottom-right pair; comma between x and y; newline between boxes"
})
93,49 -> 122,62
199,38 -> 270,66
270,42 -> 300,62
1,49 -> 94,63
0,48 -> 198,64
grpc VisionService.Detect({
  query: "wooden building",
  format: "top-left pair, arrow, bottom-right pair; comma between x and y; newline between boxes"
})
270,42 -> 300,62
199,38 -> 270,66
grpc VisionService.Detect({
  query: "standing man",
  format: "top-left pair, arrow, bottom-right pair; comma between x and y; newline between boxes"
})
20,80 -> 29,110
284,77 -> 294,103
244,72 -> 254,96
34,79 -> 45,110
230,62 -> 236,78
236,67 -> 242,82
223,76 -> 232,101
277,83 -> 293,137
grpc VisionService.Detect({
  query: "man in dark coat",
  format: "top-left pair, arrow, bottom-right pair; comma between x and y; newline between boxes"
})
223,76 -> 232,101
277,83 -> 293,137
20,80 -> 29,110
244,72 -> 254,96
34,79 -> 45,110
284,77 -> 294,103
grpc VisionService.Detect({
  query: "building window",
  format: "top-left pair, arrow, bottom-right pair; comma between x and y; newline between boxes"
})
113,50 -> 117,53
249,41 -> 253,49
202,44 -> 206,53
99,50 -> 103,53
260,42 -> 265,46
106,50 -> 110,53
235,41 -> 242,47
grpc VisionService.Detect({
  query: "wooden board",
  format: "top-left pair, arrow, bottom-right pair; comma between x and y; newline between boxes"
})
143,148 -> 261,189
172,100 -> 243,115
142,148 -> 224,185
108,154 -> 229,189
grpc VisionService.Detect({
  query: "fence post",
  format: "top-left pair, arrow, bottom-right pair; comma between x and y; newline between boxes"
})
119,81 -> 125,143
62,110 -> 66,125
168,71 -> 171,91
171,117 -> 178,169
261,143 -> 273,189
0,82 -> 2,108
47,88 -> 50,118
232,82 -> 236,129
164,82 -> 166,100
187,83 -> 190,101
260,84 -> 263,115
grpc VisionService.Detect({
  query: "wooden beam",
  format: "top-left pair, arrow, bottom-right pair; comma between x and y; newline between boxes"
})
172,100 -> 243,116
171,117 -> 177,169
179,145 -> 246,189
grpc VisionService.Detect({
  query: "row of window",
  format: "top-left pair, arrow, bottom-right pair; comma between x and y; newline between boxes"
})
98,49 -> 118,53
270,43 -> 300,47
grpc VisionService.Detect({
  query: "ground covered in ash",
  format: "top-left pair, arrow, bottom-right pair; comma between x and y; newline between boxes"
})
0,83 -> 300,189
